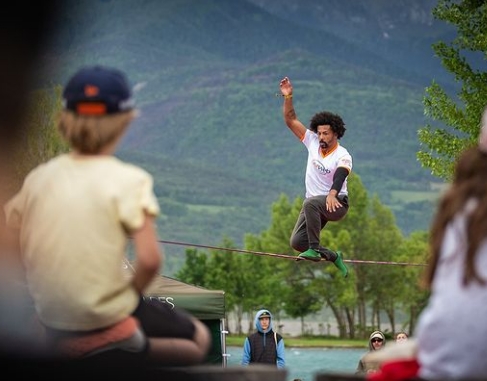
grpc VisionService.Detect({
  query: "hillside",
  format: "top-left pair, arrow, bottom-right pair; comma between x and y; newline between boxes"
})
36,0 -> 453,273
248,0 -> 456,86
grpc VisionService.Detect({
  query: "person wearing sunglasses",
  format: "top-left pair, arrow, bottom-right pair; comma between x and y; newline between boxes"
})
356,330 -> 386,375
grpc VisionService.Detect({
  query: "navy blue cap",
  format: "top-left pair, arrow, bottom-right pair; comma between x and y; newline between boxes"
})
62,65 -> 135,116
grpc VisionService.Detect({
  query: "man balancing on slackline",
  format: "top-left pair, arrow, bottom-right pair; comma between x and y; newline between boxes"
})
279,76 -> 350,278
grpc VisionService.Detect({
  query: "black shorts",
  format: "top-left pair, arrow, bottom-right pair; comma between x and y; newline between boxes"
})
133,297 -> 195,340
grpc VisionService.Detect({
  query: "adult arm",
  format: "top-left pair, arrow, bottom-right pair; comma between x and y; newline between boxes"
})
326,167 -> 350,212
131,213 -> 162,294
241,337 -> 251,366
356,358 -> 366,375
330,167 -> 350,194
279,76 -> 307,140
276,338 -> 286,369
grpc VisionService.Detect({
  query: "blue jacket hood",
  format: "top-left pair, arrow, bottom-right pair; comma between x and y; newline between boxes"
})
254,309 -> 273,334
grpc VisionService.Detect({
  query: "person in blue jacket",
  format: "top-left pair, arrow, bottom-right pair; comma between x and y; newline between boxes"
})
241,309 -> 285,369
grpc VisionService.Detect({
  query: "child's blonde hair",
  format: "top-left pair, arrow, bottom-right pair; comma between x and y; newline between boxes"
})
57,109 -> 137,154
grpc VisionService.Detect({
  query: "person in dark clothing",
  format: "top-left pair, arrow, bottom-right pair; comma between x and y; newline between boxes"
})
241,309 -> 285,369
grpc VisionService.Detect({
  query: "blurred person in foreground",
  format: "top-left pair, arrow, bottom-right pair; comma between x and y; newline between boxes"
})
365,105 -> 487,381
3,65 -> 210,365
0,1 -> 72,359
414,104 -> 487,379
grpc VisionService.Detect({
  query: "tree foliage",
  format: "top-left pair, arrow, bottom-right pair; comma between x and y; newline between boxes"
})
418,0 -> 487,180
176,172 -> 428,339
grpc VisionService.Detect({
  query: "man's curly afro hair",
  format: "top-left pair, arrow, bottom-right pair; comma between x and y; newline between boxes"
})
309,111 -> 346,139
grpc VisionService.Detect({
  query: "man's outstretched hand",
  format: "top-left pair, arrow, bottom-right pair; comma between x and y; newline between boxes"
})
279,76 -> 293,97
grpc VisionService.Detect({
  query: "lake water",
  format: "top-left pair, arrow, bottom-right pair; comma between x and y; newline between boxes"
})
225,345 -> 364,381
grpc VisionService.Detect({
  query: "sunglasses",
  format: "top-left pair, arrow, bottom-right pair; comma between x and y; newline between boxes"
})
371,338 -> 383,343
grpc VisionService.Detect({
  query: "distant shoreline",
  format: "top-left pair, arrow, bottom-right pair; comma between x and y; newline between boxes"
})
225,335 -> 367,349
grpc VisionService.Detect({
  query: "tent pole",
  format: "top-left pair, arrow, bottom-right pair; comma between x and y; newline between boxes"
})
220,318 -> 229,368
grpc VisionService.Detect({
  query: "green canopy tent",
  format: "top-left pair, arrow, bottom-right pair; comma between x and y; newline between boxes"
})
124,261 -> 227,365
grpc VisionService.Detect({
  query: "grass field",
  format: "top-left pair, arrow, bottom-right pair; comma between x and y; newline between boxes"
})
226,335 -> 367,348
390,189 -> 443,203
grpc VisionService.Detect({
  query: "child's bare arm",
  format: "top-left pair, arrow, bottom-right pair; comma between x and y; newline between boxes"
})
131,213 -> 162,294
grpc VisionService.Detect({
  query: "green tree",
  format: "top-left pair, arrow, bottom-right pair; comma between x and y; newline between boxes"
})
244,194 -> 323,335
174,247 -> 209,286
394,231 -> 430,334
239,234 -> 287,335
245,176 -> 366,338
175,238 -> 248,334
364,196 -> 404,335
175,176 -> 425,339
204,237 -> 248,333
282,265 -> 325,336
417,0 -> 487,180
340,173 -> 371,337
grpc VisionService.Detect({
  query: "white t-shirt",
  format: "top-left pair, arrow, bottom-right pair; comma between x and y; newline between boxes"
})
302,129 -> 352,198
4,154 -> 160,331
416,199 -> 487,379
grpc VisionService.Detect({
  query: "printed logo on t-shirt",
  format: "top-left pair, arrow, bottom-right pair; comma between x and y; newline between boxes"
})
312,159 -> 331,174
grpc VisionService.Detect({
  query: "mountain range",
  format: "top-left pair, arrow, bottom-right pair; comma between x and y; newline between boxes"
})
36,0 -> 455,273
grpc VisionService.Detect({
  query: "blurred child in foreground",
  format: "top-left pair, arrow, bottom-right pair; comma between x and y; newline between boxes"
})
4,65 -> 210,365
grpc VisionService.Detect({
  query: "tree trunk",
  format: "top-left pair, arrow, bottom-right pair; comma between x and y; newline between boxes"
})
345,307 -> 355,339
